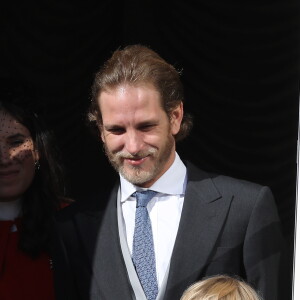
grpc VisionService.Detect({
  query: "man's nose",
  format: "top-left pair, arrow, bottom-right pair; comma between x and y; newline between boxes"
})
125,131 -> 143,155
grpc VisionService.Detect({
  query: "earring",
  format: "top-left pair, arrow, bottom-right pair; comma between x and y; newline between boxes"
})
35,160 -> 40,170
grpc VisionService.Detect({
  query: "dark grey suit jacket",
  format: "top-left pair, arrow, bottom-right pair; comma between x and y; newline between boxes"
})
53,162 -> 285,300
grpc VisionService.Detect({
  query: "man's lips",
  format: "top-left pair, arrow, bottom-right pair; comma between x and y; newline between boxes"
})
124,156 -> 148,166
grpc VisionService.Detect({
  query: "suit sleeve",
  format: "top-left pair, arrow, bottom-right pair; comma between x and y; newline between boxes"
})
243,186 -> 287,300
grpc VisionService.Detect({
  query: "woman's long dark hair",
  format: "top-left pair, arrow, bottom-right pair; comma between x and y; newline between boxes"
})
0,81 -> 66,258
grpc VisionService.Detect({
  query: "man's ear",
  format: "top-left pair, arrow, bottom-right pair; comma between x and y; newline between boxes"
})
170,102 -> 183,135
99,124 -> 105,142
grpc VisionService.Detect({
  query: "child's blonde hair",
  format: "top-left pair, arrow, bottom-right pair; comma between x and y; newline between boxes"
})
180,275 -> 262,300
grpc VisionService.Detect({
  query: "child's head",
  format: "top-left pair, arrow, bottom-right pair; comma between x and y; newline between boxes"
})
180,275 -> 262,300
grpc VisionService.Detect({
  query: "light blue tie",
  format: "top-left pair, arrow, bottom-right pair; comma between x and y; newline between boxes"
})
132,190 -> 158,300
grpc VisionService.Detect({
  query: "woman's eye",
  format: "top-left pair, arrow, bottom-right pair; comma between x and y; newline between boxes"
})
10,140 -> 25,146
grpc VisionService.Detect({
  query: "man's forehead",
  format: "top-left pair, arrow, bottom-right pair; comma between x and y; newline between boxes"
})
98,84 -> 162,110
100,82 -> 158,96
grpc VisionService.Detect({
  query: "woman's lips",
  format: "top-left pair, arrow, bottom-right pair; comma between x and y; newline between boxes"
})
0,170 -> 19,180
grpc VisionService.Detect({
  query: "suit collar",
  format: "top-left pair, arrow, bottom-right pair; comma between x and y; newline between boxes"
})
184,161 -> 222,203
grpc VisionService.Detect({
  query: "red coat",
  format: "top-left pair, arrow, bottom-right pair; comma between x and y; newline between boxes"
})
0,219 -> 55,300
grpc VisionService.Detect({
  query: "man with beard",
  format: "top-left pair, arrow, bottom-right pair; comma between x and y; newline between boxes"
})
53,45 -> 284,300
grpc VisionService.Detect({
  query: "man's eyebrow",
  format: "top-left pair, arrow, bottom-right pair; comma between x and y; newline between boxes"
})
137,120 -> 157,126
104,120 -> 157,130
103,124 -> 124,130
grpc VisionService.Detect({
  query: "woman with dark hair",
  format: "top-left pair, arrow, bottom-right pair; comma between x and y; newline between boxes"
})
0,85 -> 67,300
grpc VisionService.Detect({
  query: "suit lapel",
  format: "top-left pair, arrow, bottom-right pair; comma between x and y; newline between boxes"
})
74,183 -> 133,300
164,163 -> 233,300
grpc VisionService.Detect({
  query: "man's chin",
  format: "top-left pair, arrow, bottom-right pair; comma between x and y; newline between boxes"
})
119,168 -> 154,186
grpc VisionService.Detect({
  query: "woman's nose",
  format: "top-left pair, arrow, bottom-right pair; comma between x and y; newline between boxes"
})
0,146 -> 12,165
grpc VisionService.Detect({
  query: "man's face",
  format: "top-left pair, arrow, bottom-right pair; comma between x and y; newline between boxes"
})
98,84 -> 183,188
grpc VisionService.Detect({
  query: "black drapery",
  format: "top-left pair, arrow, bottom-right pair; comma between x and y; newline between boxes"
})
1,1 -> 299,297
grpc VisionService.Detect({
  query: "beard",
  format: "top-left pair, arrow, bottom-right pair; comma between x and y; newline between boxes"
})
103,135 -> 174,186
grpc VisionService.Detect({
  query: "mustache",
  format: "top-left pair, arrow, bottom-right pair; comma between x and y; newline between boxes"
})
114,148 -> 157,160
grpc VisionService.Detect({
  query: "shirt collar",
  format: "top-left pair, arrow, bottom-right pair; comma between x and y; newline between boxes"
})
120,152 -> 187,203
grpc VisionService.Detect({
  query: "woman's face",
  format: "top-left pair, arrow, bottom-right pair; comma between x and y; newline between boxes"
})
0,110 -> 39,202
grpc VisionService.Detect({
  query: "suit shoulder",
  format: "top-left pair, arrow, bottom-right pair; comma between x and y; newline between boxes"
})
212,173 -> 264,193
186,161 -> 273,202
214,177 -> 277,220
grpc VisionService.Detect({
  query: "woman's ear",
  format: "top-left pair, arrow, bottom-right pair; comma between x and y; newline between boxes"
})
33,149 -> 40,162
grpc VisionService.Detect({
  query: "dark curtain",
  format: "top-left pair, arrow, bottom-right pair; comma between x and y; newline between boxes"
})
1,0 -> 299,297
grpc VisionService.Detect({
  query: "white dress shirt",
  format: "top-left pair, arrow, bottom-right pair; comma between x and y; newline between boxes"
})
120,152 -> 187,289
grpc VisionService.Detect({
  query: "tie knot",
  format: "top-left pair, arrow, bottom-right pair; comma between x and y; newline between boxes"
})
134,190 -> 157,207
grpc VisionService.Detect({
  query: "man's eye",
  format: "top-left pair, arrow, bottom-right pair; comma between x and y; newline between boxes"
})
139,124 -> 155,131
108,128 -> 125,135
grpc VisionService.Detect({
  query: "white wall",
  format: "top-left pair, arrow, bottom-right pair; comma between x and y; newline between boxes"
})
292,110 -> 300,299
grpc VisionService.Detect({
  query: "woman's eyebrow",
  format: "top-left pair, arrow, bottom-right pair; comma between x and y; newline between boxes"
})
7,133 -> 28,139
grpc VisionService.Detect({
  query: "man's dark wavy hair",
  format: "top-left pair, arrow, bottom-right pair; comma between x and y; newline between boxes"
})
0,79 -> 66,258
